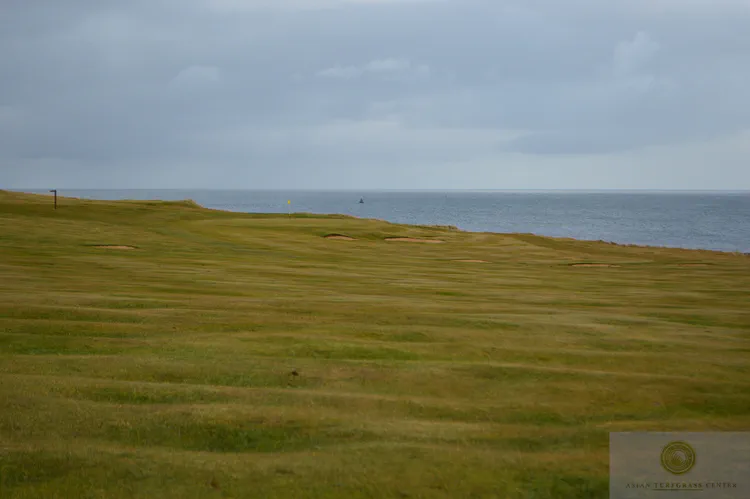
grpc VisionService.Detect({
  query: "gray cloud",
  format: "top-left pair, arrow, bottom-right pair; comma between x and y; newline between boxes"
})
1,0 -> 749,188
316,58 -> 430,82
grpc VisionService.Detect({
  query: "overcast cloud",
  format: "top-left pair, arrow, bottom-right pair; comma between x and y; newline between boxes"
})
1,0 -> 749,189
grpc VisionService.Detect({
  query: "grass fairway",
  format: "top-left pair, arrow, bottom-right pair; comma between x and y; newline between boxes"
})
1,190 -> 749,498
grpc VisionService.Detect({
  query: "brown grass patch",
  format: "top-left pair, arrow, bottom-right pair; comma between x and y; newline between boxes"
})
324,234 -> 356,241
570,263 -> 620,268
385,238 -> 444,244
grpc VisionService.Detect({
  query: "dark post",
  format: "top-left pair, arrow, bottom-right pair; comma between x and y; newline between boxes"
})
49,189 -> 57,210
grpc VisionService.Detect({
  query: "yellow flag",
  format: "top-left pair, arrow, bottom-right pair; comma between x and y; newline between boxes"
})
288,200 -> 291,204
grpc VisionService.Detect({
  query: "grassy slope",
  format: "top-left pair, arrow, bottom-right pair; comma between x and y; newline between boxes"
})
0,190 -> 748,498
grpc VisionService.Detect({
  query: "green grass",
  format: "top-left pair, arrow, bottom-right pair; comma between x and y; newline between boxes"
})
1,189 -> 749,498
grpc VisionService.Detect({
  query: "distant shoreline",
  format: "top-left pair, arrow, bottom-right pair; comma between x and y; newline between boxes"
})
4,189 -> 749,255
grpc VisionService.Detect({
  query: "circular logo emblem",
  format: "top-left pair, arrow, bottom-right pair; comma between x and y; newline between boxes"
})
661,441 -> 696,475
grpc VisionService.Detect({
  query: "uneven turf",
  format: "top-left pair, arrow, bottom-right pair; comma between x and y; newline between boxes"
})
1,190 -> 749,498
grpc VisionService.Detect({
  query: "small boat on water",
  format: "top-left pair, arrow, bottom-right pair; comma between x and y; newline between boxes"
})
359,198 -> 364,204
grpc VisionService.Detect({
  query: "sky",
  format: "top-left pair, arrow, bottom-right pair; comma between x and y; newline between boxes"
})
1,0 -> 749,190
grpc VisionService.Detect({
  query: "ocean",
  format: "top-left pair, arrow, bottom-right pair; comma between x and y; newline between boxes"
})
18,189 -> 750,253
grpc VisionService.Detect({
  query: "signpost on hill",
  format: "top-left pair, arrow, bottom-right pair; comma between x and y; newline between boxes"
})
49,189 -> 57,210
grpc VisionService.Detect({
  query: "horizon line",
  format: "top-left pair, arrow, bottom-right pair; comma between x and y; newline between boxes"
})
8,188 -> 750,193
